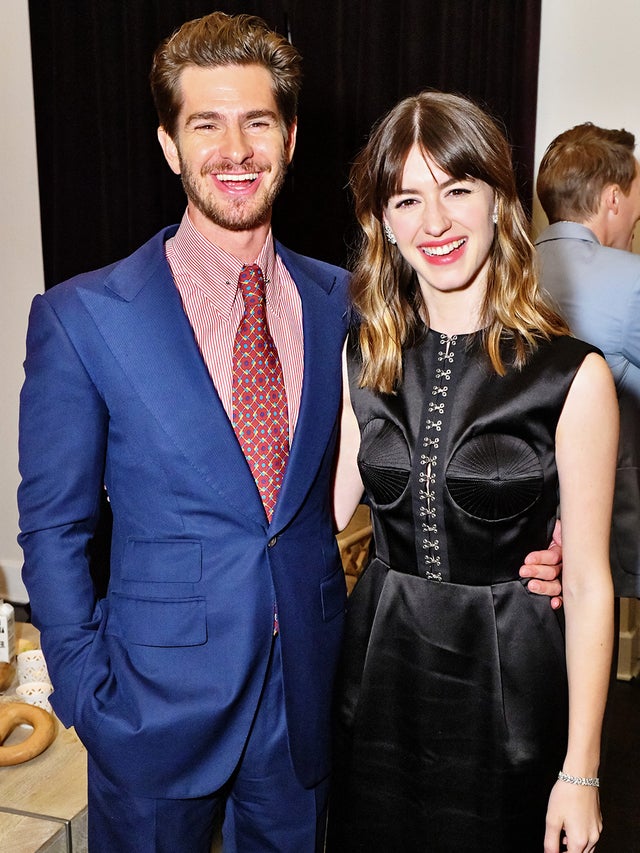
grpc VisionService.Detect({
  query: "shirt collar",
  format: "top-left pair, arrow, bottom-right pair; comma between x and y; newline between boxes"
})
170,210 -> 281,318
536,220 -> 601,246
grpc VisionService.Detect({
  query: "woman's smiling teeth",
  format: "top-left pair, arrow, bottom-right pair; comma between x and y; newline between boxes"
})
421,238 -> 466,257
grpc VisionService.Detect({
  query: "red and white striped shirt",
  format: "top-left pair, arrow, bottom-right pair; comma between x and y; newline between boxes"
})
165,211 -> 304,438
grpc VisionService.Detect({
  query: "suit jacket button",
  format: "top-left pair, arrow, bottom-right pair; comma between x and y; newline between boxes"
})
268,536 -> 278,548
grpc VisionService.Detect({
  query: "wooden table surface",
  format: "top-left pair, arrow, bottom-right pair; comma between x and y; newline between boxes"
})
0,624 -> 87,853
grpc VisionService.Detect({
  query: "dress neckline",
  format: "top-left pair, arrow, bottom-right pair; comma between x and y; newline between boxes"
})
426,327 -> 478,340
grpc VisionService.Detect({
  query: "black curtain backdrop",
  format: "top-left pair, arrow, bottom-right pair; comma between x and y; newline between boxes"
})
28,0 -> 541,288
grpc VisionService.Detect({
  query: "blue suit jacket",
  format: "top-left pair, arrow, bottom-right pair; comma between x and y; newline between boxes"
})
536,221 -> 640,597
18,226 -> 351,797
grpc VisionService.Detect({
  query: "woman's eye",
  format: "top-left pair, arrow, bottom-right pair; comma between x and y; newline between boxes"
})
393,198 -> 418,209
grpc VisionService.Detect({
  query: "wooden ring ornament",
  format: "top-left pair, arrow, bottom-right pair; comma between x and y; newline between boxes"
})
0,702 -> 56,766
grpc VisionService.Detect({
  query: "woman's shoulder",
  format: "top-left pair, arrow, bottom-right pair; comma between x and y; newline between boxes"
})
493,333 -> 605,388
514,335 -> 606,397
539,333 -> 603,363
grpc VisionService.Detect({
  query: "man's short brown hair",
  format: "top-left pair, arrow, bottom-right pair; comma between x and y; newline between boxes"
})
150,11 -> 302,140
537,123 -> 637,223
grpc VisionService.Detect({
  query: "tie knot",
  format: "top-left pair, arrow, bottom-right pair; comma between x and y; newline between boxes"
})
238,264 -> 265,304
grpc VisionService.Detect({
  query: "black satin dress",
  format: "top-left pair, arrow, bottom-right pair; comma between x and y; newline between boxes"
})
329,330 -> 599,852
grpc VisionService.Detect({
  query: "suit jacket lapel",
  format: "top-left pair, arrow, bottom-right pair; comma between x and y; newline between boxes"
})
270,245 -> 347,529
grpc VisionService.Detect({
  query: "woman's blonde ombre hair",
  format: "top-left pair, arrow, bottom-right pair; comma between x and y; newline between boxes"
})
349,91 -> 568,393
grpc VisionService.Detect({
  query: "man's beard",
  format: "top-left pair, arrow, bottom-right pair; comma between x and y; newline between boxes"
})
179,156 -> 288,232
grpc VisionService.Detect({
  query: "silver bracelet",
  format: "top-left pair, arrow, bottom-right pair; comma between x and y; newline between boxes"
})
558,771 -> 599,788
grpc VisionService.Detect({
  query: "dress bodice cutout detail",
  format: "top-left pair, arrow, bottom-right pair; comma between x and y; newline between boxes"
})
358,418 -> 410,506
446,432 -> 543,521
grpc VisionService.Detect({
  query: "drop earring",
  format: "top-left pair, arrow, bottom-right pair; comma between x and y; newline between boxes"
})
492,203 -> 498,225
383,222 -> 397,245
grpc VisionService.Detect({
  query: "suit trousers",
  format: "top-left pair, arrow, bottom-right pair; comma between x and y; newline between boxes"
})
87,636 -> 329,852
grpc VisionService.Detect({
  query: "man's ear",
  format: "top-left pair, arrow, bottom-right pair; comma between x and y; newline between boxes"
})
157,127 -> 181,175
602,183 -> 620,215
285,119 -> 298,165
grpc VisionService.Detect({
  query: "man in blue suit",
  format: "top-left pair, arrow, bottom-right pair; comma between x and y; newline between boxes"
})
536,122 -> 640,600
18,12 -> 563,852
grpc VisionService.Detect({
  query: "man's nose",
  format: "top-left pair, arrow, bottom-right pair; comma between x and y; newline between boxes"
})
219,124 -> 253,163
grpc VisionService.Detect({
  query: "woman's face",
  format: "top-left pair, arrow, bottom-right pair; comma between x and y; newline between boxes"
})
384,144 -> 496,304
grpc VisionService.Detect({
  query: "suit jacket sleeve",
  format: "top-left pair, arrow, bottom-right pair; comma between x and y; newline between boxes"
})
18,292 -> 108,726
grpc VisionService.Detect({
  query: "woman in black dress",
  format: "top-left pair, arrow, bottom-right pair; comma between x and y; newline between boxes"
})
330,92 -> 616,852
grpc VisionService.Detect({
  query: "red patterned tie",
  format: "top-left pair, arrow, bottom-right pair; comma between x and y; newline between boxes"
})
232,265 -> 289,520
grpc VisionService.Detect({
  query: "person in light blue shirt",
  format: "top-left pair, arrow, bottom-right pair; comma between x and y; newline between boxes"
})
536,122 -> 640,598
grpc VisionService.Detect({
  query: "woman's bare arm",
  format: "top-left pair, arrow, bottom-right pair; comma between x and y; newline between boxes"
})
333,346 -> 365,532
544,353 -> 618,853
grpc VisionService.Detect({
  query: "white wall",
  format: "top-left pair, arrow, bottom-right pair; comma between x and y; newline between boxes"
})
534,0 -> 640,245
0,0 -> 44,602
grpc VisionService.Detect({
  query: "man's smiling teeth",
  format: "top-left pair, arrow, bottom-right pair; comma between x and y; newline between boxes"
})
422,238 -> 466,256
216,173 -> 258,182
